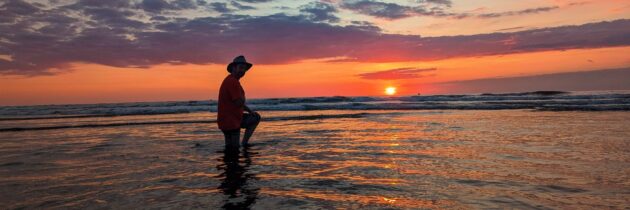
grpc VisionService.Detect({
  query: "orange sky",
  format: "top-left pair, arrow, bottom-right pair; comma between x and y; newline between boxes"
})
2,46 -> 629,106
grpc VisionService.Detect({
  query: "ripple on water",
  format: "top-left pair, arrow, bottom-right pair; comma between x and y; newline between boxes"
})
1,110 -> 629,209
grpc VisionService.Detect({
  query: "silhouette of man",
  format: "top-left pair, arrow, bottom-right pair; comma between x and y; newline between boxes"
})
218,55 -> 261,150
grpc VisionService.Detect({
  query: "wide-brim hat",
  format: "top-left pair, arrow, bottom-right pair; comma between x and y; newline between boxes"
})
227,55 -> 253,73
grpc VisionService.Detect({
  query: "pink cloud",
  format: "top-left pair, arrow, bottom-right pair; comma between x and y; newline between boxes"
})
357,67 -> 436,80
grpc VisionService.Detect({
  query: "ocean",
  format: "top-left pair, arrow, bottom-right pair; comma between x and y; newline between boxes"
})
1,91 -> 629,209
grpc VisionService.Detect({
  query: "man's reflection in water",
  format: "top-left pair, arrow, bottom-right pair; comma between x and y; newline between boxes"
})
217,146 -> 259,209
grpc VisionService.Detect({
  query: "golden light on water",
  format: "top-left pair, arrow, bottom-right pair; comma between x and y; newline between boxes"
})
385,87 -> 397,95
382,197 -> 397,203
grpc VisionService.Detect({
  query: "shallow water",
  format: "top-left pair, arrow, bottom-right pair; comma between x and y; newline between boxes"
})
1,110 -> 629,209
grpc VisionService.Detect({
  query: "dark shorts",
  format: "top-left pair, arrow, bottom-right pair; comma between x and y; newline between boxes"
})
221,113 -> 261,135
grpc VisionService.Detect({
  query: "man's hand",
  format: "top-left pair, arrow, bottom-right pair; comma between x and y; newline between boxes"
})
245,106 -> 259,116
244,104 -> 254,113
234,99 -> 258,116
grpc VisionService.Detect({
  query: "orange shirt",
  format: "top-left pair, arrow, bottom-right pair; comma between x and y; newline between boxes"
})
217,74 -> 245,131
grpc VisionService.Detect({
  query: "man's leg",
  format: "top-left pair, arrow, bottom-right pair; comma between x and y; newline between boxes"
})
222,129 -> 241,151
241,113 -> 261,146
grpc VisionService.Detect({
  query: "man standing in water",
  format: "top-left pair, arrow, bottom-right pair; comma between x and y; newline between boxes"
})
218,55 -> 261,150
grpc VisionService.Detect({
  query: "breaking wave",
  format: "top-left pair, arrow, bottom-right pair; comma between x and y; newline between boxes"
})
1,91 -> 629,121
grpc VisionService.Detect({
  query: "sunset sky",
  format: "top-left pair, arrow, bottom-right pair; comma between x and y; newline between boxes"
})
1,0 -> 629,105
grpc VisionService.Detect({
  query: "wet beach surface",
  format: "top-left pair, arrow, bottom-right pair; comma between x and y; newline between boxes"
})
1,110 -> 629,209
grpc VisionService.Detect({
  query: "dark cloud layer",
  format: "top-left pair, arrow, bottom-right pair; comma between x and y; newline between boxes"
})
138,0 -> 197,13
437,67 -> 630,94
341,0 -> 564,20
0,0 -> 629,75
341,0 -> 415,19
209,2 -> 231,13
477,6 -> 559,18
234,0 -> 271,3
340,0 -> 453,20
230,1 -> 256,10
300,2 -> 340,23
418,0 -> 452,7
358,67 -> 436,80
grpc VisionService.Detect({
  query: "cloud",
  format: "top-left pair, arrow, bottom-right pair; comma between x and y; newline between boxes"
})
340,0 -> 417,20
346,19 -> 630,62
1,0 -> 42,15
209,2 -> 231,13
234,0 -> 272,3
230,1 -> 256,10
417,0 -> 452,7
357,67 -> 437,80
435,67 -> 630,94
477,6 -> 559,18
73,0 -> 133,9
340,0 -> 568,20
496,26 -> 528,32
299,2 -> 340,23
339,0 -> 454,20
0,0 -> 629,76
137,0 -> 198,13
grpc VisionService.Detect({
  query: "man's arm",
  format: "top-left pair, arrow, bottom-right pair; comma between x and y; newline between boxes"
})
233,98 -> 255,114
244,104 -> 254,114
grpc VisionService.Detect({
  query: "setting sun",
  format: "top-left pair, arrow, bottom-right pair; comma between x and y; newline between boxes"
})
385,87 -> 397,95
